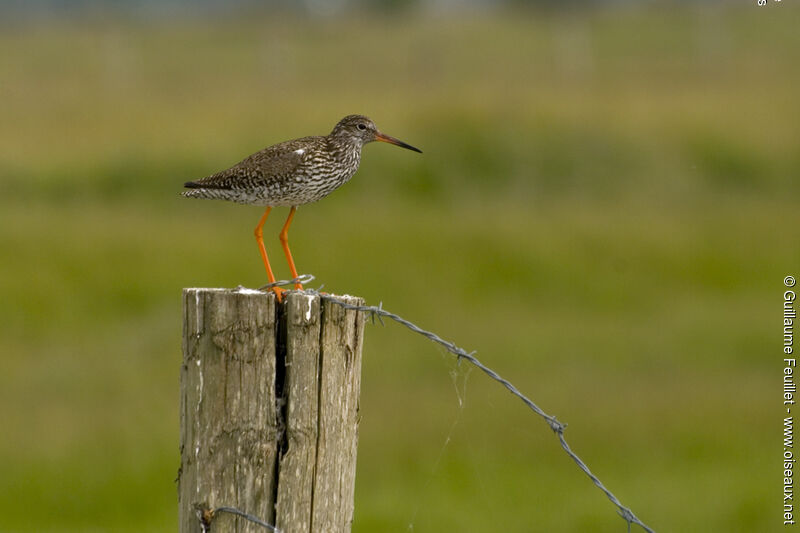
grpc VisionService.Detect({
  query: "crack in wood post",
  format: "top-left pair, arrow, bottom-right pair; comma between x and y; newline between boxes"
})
181,290 -> 365,533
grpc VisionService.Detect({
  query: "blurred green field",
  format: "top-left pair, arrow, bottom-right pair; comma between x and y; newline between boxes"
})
0,5 -> 798,532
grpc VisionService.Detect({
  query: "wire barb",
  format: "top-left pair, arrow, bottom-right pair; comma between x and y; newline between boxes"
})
310,289 -> 656,533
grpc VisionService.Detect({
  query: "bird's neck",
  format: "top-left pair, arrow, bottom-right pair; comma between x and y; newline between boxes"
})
327,136 -> 362,159
326,135 -> 362,173
328,134 -> 360,151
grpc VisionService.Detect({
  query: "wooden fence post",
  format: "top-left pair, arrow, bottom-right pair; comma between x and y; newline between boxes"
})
180,289 -> 365,533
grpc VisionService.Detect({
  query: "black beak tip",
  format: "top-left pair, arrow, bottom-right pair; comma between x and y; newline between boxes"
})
397,140 -> 422,154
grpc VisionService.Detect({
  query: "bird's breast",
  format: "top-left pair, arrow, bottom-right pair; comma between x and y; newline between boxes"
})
271,146 -> 361,206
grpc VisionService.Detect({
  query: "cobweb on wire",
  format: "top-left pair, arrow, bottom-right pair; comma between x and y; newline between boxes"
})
404,353 -> 474,531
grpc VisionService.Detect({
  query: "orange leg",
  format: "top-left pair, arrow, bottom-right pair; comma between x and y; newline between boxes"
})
254,207 -> 285,301
279,206 -> 303,290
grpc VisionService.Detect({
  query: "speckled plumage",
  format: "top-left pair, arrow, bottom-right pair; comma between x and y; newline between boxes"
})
182,114 -> 420,298
183,114 -> 420,207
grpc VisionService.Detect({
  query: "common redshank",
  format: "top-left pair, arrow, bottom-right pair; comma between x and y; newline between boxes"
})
183,115 -> 422,300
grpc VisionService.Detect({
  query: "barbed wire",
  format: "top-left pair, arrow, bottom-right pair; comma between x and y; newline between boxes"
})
245,275 -> 655,532
258,274 -> 316,290
312,296 -> 654,532
194,503 -> 281,532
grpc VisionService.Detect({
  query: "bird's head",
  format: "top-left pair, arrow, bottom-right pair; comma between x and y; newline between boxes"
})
331,114 -> 422,153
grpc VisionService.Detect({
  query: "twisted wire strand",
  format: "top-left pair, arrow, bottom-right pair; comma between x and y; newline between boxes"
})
194,503 -> 281,532
213,506 -> 281,532
259,273 -> 316,290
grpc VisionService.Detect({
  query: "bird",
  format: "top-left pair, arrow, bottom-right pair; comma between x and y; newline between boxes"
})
183,114 -> 422,301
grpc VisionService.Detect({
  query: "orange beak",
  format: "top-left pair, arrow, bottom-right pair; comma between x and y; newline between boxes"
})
375,131 -> 422,153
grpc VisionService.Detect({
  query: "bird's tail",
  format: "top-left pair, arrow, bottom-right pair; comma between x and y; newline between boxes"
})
181,188 -> 215,200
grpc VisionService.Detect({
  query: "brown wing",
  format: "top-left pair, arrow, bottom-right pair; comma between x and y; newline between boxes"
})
184,136 -> 320,190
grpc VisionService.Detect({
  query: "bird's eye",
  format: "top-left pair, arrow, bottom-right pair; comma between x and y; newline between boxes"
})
357,123 -> 367,131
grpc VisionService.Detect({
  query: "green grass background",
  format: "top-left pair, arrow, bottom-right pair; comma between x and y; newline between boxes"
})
0,4 -> 797,531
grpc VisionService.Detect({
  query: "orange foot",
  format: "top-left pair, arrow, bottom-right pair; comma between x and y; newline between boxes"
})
271,286 -> 287,303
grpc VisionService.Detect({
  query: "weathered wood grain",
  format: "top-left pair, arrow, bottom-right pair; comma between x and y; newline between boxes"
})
180,288 -> 280,533
180,289 -> 365,533
274,293 -> 321,533
313,295 -> 365,532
